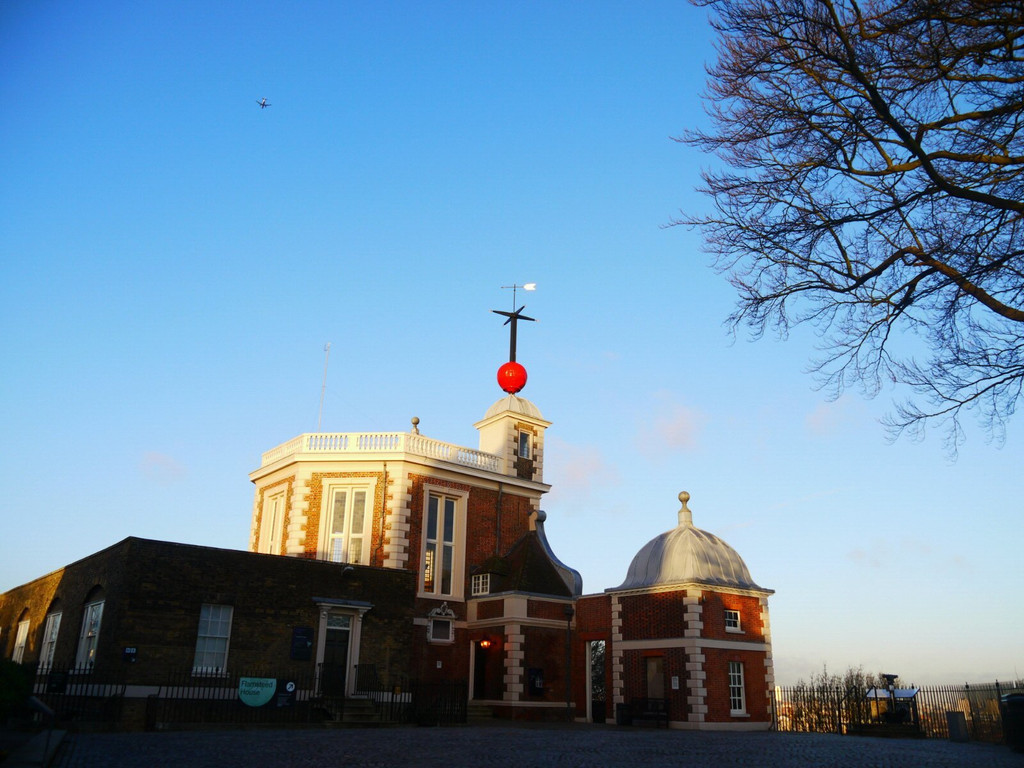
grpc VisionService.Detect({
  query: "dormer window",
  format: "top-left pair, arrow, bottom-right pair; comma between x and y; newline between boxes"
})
471,573 -> 491,596
518,430 -> 531,459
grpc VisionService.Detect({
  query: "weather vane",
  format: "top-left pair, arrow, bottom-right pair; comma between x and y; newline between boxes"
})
492,283 -> 536,394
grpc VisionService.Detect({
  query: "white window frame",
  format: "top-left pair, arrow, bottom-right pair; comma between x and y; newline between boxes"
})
192,604 -> 234,676
258,491 -> 286,554
12,619 -> 29,663
724,609 -> 742,633
471,573 -> 490,596
426,603 -> 456,645
429,618 -> 454,643
728,661 -> 746,714
317,478 -> 377,565
418,485 -> 467,600
75,600 -> 104,669
517,429 -> 531,459
40,612 -> 62,670
314,600 -> 372,698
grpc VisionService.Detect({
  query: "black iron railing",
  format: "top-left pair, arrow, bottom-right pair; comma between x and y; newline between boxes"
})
147,668 -> 321,728
773,681 -> 1008,743
27,662 -> 469,729
31,665 -> 126,726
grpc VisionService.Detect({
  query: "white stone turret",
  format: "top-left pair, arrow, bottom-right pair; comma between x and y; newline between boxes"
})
474,395 -> 551,482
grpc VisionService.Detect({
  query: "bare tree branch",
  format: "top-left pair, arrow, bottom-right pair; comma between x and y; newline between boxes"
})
678,0 -> 1024,453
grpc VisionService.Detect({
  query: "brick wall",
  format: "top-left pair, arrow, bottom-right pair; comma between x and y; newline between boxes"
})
617,590 -> 689,640
0,537 -> 416,686
302,471 -> 386,562
702,646 -> 770,722
699,591 -> 764,641
522,624 -> 571,703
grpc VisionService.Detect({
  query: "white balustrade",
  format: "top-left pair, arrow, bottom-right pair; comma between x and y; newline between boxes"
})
260,431 -> 502,474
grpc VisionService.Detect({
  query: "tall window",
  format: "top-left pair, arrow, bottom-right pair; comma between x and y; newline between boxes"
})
728,661 -> 746,714
517,430 -> 531,459
41,612 -> 62,669
423,494 -> 456,595
193,604 -> 233,675
326,488 -> 368,564
12,620 -> 29,663
258,492 -> 285,554
75,601 -> 104,669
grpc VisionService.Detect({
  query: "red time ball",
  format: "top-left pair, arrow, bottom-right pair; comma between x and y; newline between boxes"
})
497,361 -> 527,394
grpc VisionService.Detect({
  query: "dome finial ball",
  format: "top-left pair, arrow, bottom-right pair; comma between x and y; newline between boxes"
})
678,491 -> 693,527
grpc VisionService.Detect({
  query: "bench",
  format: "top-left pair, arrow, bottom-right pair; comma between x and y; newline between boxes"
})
630,697 -> 669,727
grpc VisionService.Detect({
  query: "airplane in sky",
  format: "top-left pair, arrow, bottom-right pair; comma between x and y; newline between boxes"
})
257,97 -> 271,109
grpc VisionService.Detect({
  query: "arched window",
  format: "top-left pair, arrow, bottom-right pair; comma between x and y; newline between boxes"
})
40,600 -> 63,670
75,586 -> 105,670
12,609 -> 30,664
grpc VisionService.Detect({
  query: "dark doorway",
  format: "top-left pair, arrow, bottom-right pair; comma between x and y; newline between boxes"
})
321,614 -> 350,696
473,640 -> 501,700
473,642 -> 487,698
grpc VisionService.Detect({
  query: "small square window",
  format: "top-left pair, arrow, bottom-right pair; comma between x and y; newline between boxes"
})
471,573 -> 490,596
429,618 -> 453,643
725,609 -> 741,632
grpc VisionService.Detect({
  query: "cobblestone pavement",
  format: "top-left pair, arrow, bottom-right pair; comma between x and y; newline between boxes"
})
52,724 -> 1022,768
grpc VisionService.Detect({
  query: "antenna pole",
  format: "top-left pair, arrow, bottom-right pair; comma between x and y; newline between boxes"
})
317,342 -> 331,432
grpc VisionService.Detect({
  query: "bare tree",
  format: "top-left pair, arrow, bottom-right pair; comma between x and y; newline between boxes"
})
679,0 -> 1024,452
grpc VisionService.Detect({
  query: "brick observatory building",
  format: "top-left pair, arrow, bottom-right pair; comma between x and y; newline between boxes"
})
574,491 -> 775,729
247,389 -> 583,720
1,307 -> 775,729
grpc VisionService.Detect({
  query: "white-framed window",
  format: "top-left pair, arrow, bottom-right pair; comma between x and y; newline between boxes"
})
418,485 -> 467,600
12,619 -> 29,663
40,612 -> 62,669
728,661 -> 746,714
725,609 -> 742,632
258,491 -> 286,554
426,602 -> 456,644
423,493 -> 456,596
75,601 -> 104,669
429,619 -> 454,643
517,430 -> 531,459
471,573 -> 491,596
193,604 -> 233,675
321,486 -> 371,565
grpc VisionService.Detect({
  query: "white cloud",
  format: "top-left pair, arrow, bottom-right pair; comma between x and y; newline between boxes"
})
805,396 -> 864,437
846,537 -> 969,572
635,392 -> 707,455
544,436 -> 620,505
140,451 -> 187,485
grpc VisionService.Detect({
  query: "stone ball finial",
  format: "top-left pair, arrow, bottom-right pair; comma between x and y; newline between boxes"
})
678,491 -> 693,527
411,417 -> 420,434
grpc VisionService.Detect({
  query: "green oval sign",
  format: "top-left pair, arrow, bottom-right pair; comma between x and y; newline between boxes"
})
238,677 -> 277,707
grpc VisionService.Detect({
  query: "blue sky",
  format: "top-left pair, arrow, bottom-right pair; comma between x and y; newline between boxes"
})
1,1 -> 1020,686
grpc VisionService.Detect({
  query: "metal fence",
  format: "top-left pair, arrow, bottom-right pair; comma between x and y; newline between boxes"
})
774,682 -> 1009,743
148,665 -> 467,729
351,665 -> 467,726
146,668 -> 323,728
31,665 -> 127,727
27,663 -> 468,730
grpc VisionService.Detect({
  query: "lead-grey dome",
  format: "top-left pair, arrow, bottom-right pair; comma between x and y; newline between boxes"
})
613,492 -> 767,592
483,394 -> 544,420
